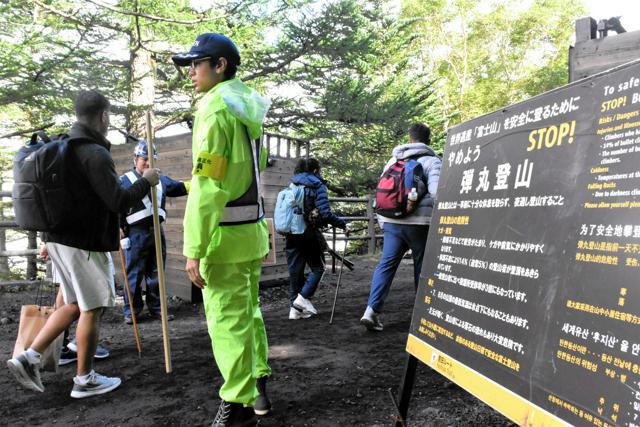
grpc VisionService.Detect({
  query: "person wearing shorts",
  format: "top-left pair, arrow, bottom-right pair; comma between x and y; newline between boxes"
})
6,90 -> 160,398
45,246 -> 112,366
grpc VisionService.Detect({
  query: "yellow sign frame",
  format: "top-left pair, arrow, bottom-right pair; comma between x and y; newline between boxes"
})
407,334 -> 571,427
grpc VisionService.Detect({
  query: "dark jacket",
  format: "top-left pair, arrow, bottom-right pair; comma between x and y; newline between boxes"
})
44,122 -> 151,251
291,172 -> 346,230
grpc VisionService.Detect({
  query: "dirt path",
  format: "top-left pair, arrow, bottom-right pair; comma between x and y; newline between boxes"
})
0,257 -> 513,426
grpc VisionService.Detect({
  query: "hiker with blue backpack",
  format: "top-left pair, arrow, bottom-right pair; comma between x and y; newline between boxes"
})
278,158 -> 348,320
360,123 -> 441,332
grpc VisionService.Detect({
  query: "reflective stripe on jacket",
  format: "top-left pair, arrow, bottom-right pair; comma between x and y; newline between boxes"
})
183,78 -> 270,263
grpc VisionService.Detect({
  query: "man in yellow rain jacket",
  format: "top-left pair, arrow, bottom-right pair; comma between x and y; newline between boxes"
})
172,33 -> 271,427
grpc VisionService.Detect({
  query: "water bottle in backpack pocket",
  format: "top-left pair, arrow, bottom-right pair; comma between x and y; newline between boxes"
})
274,183 -> 306,235
374,158 -> 426,218
12,132 -> 81,232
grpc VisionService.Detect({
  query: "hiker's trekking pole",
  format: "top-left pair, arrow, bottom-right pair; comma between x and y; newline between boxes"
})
145,111 -> 173,373
329,230 -> 348,324
118,246 -> 142,357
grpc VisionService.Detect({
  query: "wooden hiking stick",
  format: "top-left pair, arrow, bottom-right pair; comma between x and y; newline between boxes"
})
117,246 -> 142,357
329,235 -> 348,324
145,111 -> 172,373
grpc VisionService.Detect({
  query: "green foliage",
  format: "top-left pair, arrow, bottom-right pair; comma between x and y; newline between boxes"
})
259,0 -> 445,193
0,0 -> 585,196
401,0 -> 587,123
0,0 -> 445,196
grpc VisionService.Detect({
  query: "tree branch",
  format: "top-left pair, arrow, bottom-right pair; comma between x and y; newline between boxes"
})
0,122 -> 54,139
85,0 -> 248,25
32,0 -> 126,33
33,24 -> 92,82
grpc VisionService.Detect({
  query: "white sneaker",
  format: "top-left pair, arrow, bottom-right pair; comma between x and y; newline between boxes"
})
6,352 -> 44,392
289,307 -> 312,320
70,370 -> 121,398
360,306 -> 384,331
293,294 -> 318,315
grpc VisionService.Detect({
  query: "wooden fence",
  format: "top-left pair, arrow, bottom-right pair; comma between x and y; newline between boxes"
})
0,134 -> 384,297
327,195 -> 381,246
0,190 -> 41,285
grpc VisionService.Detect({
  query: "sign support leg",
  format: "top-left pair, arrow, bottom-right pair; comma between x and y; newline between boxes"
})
394,354 -> 418,427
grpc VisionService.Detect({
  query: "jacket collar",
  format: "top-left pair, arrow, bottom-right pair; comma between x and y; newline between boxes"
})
392,142 -> 435,160
291,172 -> 324,188
68,122 -> 112,151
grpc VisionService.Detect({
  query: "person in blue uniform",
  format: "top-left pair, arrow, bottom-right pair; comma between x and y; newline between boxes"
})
119,140 -> 189,323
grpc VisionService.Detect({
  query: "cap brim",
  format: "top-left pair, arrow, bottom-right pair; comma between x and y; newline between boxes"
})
172,52 -> 206,66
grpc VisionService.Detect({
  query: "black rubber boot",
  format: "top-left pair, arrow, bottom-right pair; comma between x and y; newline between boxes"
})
254,376 -> 272,416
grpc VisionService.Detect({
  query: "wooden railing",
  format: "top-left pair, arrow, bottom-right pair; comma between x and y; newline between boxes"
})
0,190 -> 41,285
326,195 -> 383,271
263,132 -> 309,159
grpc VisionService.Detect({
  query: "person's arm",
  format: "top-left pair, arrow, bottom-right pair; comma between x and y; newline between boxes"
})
426,157 -> 442,197
315,184 -> 347,229
182,118 -> 231,261
118,175 -> 130,235
82,146 -> 153,212
162,175 -> 189,197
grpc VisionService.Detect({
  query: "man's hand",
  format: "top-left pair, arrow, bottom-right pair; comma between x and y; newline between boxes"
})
186,258 -> 205,288
344,226 -> 351,238
119,228 -> 125,239
39,244 -> 49,260
143,168 -> 160,186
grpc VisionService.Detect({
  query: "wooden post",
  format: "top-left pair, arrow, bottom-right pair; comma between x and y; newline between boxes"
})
366,194 -> 376,255
26,231 -> 37,279
575,17 -> 597,42
0,188 -> 9,277
265,134 -> 271,157
145,111 -> 172,373
332,227 -> 337,274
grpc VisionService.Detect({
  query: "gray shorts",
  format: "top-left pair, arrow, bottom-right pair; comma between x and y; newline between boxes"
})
48,243 -> 116,311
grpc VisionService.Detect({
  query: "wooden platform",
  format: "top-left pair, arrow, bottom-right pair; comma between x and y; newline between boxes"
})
110,132 -> 297,301
569,17 -> 640,82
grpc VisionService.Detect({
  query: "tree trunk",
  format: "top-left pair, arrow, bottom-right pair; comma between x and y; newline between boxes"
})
0,176 -> 9,279
127,35 -> 156,137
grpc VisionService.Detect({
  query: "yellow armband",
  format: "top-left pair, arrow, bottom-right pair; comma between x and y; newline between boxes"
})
183,180 -> 191,193
192,151 -> 227,180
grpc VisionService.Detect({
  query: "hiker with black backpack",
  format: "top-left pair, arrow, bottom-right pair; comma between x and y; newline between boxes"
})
283,158 -> 348,320
360,123 -> 441,332
7,90 -> 160,398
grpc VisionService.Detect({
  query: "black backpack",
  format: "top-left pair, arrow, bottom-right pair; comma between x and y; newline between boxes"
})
12,131 -> 82,232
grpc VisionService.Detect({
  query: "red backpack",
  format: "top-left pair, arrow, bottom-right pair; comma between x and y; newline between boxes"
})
375,158 -> 426,219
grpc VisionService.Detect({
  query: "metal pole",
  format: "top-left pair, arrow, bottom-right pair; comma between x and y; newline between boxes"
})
367,194 -> 376,255
394,354 -> 418,427
329,240 -> 347,324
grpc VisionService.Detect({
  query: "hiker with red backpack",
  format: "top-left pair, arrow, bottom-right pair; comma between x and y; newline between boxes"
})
360,123 -> 441,331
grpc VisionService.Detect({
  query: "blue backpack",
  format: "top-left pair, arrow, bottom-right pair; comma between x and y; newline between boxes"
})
274,183 -> 306,235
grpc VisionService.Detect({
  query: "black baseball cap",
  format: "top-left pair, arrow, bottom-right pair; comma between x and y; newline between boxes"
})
172,33 -> 241,67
